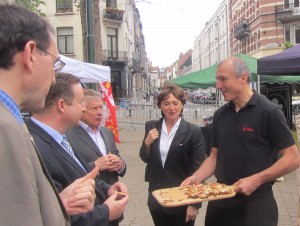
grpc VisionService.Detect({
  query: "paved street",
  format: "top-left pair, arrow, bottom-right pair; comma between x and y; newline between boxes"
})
117,124 -> 299,226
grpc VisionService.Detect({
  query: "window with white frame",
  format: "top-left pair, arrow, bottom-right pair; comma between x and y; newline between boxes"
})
222,15 -> 225,34
106,0 -> 117,8
107,27 -> 118,58
219,43 -> 222,60
215,22 -> 218,40
223,41 -> 226,59
257,30 -> 260,49
284,0 -> 289,9
252,31 -> 260,51
253,33 -> 257,51
57,27 -> 74,54
285,26 -> 291,42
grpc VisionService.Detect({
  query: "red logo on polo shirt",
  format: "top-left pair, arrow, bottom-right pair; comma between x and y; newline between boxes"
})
242,127 -> 253,132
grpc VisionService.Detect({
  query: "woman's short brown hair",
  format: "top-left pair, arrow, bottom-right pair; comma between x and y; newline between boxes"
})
156,83 -> 186,108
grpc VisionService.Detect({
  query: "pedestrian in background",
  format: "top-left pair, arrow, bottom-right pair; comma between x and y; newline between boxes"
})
0,4 -> 96,225
67,88 -> 127,226
140,83 -> 206,226
182,57 -> 300,226
201,116 -> 212,156
26,73 -> 129,226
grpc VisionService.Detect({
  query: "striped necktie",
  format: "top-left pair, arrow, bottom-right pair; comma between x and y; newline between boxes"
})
61,136 -> 86,173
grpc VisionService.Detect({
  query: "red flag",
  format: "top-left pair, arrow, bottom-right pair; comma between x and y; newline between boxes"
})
99,81 -> 120,143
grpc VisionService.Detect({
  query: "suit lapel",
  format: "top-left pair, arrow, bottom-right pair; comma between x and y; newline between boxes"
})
76,126 -> 103,157
23,122 -> 70,220
32,141 -> 70,220
28,119 -> 87,176
100,127 -> 114,155
49,139 -> 88,176
152,119 -> 163,167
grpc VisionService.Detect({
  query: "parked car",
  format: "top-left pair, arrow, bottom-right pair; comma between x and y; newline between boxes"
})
204,93 -> 216,104
191,91 -> 207,103
191,91 -> 216,104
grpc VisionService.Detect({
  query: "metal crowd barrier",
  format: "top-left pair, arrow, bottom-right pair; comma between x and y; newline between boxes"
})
113,98 -> 297,130
115,99 -> 225,129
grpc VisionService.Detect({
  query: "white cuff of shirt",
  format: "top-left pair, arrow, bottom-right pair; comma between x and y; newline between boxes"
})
117,161 -> 126,174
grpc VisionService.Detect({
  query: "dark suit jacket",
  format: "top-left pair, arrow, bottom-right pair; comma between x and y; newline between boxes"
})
140,118 -> 205,212
26,118 -> 112,226
66,125 -> 126,185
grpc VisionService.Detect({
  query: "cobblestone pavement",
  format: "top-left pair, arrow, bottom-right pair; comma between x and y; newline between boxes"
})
117,125 -> 299,226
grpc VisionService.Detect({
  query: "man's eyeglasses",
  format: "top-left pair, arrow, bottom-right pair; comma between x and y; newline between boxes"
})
37,47 -> 65,73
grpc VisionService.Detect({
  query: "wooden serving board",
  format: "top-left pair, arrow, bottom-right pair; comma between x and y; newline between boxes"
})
152,183 -> 236,207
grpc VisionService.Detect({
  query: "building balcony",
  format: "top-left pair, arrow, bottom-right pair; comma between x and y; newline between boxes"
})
135,37 -> 144,47
103,8 -> 124,26
275,3 -> 300,21
126,57 -> 146,77
234,19 -> 250,40
102,50 -> 128,65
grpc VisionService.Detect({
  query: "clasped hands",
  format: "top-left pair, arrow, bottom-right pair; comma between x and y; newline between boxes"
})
95,153 -> 124,172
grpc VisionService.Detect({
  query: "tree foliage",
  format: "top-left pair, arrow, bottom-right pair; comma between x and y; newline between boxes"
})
283,41 -> 294,50
15,0 -> 46,16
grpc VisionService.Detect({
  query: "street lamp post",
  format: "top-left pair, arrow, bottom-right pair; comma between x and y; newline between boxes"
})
86,0 -> 95,63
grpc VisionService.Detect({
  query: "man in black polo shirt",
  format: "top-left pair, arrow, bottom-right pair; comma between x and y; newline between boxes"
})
182,57 -> 300,226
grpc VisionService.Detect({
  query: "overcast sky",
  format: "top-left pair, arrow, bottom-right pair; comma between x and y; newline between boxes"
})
136,0 -> 224,68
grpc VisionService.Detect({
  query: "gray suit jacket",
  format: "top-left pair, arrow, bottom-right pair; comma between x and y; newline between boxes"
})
0,103 -> 69,226
66,125 -> 126,185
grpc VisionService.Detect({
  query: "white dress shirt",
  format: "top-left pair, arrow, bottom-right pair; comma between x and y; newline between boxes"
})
159,117 -> 181,167
80,121 -> 107,156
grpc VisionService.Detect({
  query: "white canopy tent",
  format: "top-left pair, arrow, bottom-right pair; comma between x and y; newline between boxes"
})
60,55 -> 111,83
